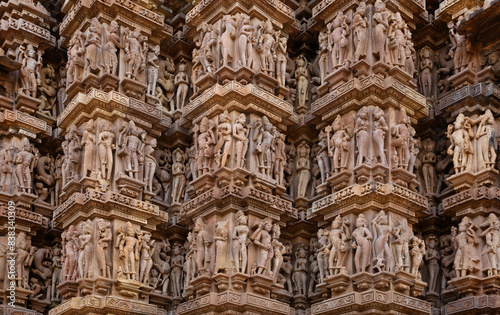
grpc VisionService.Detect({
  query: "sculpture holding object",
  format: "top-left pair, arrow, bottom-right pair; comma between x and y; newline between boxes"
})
115,222 -> 141,281
252,116 -> 276,178
194,117 -> 216,177
157,58 -> 176,112
102,21 -> 121,76
326,115 -> 351,173
325,215 -> 350,276
118,120 -> 145,180
233,113 -> 249,169
372,211 -> 393,272
214,110 -> 232,169
453,217 -> 480,278
292,244 -> 308,296
480,214 -> 500,276
124,28 -> 147,81
447,114 -> 474,174
250,217 -> 274,276
193,218 -> 212,276
232,210 -> 251,274
18,44 -> 43,98
171,148 -> 186,205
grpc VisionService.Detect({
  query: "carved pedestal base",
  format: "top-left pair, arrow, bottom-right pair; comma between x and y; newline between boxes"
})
214,166 -> 250,188
61,179 -> 83,200
449,69 -> 476,89
100,73 -> 120,92
315,182 -> 330,196
149,291 -> 172,309
253,72 -> 278,94
65,80 -> 85,105
27,299 -> 50,314
213,273 -> 230,291
216,66 -> 237,84
0,95 -> 13,110
250,172 -> 278,194
234,66 -> 255,84
325,272 -> 350,295
114,278 -> 143,298
115,174 -> 145,198
249,274 -> 274,296
449,276 -> 482,297
191,173 -> 216,194
388,66 -> 415,87
391,168 -> 419,191
195,73 -> 217,94
15,93 -> 41,114
475,168 -> 499,187
1,305 -> 41,315
393,270 -> 415,295
354,163 -> 389,183
352,59 -> 371,78
325,66 -> 350,88
327,170 -> 351,190
83,73 -> 100,91
190,274 -> 213,297
372,61 -> 390,77
77,277 -> 112,296
448,171 -> 477,192
231,272 -> 249,291
57,281 -> 78,300
145,94 -> 160,106
120,78 -> 146,99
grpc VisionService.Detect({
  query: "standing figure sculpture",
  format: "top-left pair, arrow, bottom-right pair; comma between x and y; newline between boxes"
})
326,115 -> 351,173
352,214 -> 372,273
139,232 -> 155,286
352,2 -> 368,62
233,113 -> 249,169
18,44 -> 42,98
419,47 -> 433,98
98,122 -> 115,181
391,108 -> 411,168
171,148 -> 186,205
220,15 -> 237,68
293,244 -> 308,296
447,113 -> 474,174
318,31 -> 329,84
143,139 -> 157,192
194,218 -> 212,275
480,214 -> 500,276
251,218 -> 274,276
96,219 -> 112,278
296,143 -> 311,198
238,14 -> 255,68
116,222 -> 140,281
372,211 -> 393,272
317,130 -> 331,183
253,117 -> 275,177
84,18 -> 102,76
215,111 -> 233,168
454,217 -> 479,278
66,31 -> 85,84
174,60 -> 189,109
232,210 -> 250,273
102,21 -> 120,75
425,235 -> 440,294
372,0 -> 389,63
275,37 -> 288,87
295,56 -> 309,110
214,220 -> 229,274
271,224 -> 285,282
472,110 -> 497,169
354,107 -> 369,166
14,138 -> 38,194
195,117 -> 216,176
146,45 -> 160,96
81,119 -> 96,178
256,20 -> 277,75
422,139 -> 437,195
124,28 -> 144,80
170,244 -> 184,296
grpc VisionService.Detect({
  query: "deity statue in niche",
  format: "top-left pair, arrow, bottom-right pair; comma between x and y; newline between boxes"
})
453,217 -> 479,278
275,37 -> 288,87
293,244 -> 308,296
422,139 -> 437,195
232,211 -> 250,273
84,18 -> 102,76
115,222 -> 141,281
146,45 -> 160,96
317,130 -> 331,183
143,139 -> 157,192
98,121 -> 115,182
252,116 -> 275,177
295,56 -> 309,109
67,31 -> 85,84
124,28 -> 146,81
193,218 -> 212,276
238,13 -> 254,68
326,115 -> 350,173
256,19 -> 277,76
171,148 -> 186,205
195,117 -> 216,176
352,214 -> 372,273
81,119 -> 96,178
447,113 -> 474,174
296,143 -> 311,198
220,15 -> 237,68
372,0 -> 389,63
372,211 -> 393,272
175,60 -> 189,109
354,107 -> 369,166
214,220 -> 229,274
352,2 -> 368,62
469,110 -> 497,169
96,219 -> 112,278
199,23 -> 217,74
14,138 -> 38,194
316,229 -> 329,283
318,31 -> 329,84
425,235 -> 440,294
18,44 -> 42,98
419,47 -> 433,98
233,113 -> 249,169
102,20 -> 120,75
215,110 -> 232,169
118,121 -> 145,180
271,223 -> 285,282
480,214 -> 500,276
373,107 -> 388,166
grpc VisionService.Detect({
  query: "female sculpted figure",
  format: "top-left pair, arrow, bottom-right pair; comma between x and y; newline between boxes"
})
238,14 -> 255,68
251,218 -> 274,276
447,113 -> 473,173
354,107 -> 369,166
352,2 -> 368,61
13,138 -> 37,194
143,139 -> 157,192
295,56 -> 309,109
214,220 -> 229,274
409,236 -> 425,276
327,14 -> 343,69
373,107 -> 388,165
96,219 -> 112,278
419,47 -> 433,98
253,116 -> 275,177
194,218 -> 212,275
454,217 -> 479,277
170,244 -> 184,296
326,216 -> 350,275
296,143 -> 311,197
480,214 -> 500,276
387,13 -> 406,68
215,111 -> 232,168
372,211 -> 393,272
171,148 -> 186,205
174,61 -> 189,109
18,44 -> 42,97
352,213 -> 373,272
275,37 -> 288,87
317,130 -> 331,183
102,21 -> 120,75
274,132 -> 286,186
139,232 -> 155,286
146,45 -> 160,96
220,15 -> 237,67
425,235 -> 440,293
195,117 -> 216,176
15,232 -> 36,288
184,233 -> 196,288
63,225 -> 80,281
67,31 -> 85,84
98,122 -> 115,181
422,139 -> 436,195
318,31 -> 329,84
78,220 -> 93,278
256,20 -> 276,75
81,119 -> 96,178
232,210 -> 250,273
293,245 -> 308,296
271,224 -> 285,282
124,28 -> 144,80
116,222 -> 140,281
326,115 -> 351,173
233,113 -> 249,169
474,110 -> 497,169
85,18 -> 102,76
51,245 -> 62,300
372,0 -> 389,63
316,229 -> 329,283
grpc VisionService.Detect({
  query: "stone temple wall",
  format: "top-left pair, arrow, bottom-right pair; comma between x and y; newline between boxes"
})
0,0 -> 500,314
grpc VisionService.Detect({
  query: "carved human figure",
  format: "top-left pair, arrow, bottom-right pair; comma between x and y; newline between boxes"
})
215,111 -> 233,168
220,15 -> 237,67
51,245 -> 62,300
146,45 -> 160,96
425,235 -> 440,294
32,248 -> 53,300
0,144 -> 14,193
326,115 -> 351,173
84,18 -> 102,76
238,13 -> 255,68
233,113 -> 249,169
78,220 -> 94,278
315,229 -> 329,283
253,116 -> 275,177
317,130 -> 331,183
62,225 -> 80,281
232,210 -> 250,273
116,222 -> 140,281
447,113 -> 474,173
296,143 -> 311,198
354,107 -> 369,166
352,214 -> 372,273
409,236 -> 425,277
318,31 -> 329,84
373,107 -> 388,165
326,216 -> 350,275
387,13 -> 406,68
448,18 -> 472,74
480,214 -> 500,276
193,218 -> 212,275
171,148 -> 186,205
170,243 -> 184,296
275,37 -> 288,87
251,218 -> 274,276
472,110 -> 497,169
391,108 -> 411,168
195,117 -> 216,176
144,139 -> 157,192
295,56 -> 309,109
81,119 -> 96,178
102,21 -> 120,75
270,223 -> 285,282
139,232 -> 155,286
421,139 -> 436,195
13,138 -> 38,194
97,122 -> 115,181
274,132 -> 286,186
352,2 -> 368,62
440,228 -> 457,290
199,23 -> 217,74
67,31 -> 85,84
454,217 -> 479,277
293,244 -> 308,296
419,47 -> 433,98
124,28 -> 145,80
119,120 -> 144,179
18,44 -> 42,97
257,20 -> 277,75
174,60 -> 189,109
15,232 -> 36,288
372,211 -> 393,272
67,125 -> 82,181
183,233 -> 195,289
96,219 -> 112,278
372,0 -> 389,63
214,220 -> 229,274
